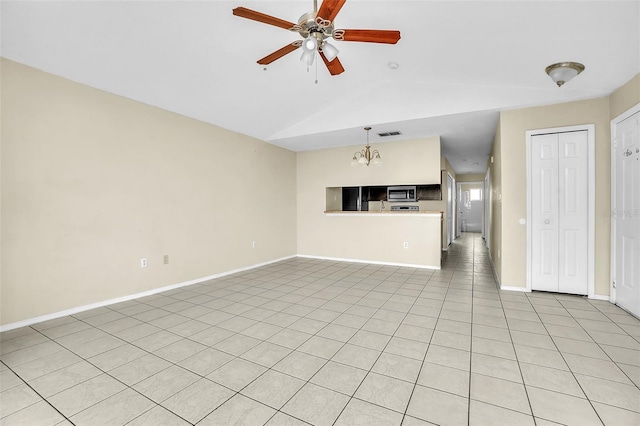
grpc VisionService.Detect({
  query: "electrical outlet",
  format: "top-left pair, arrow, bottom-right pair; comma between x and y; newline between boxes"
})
403,242 -> 409,249
141,258 -> 147,268
252,241 -> 257,249
163,255 -> 169,265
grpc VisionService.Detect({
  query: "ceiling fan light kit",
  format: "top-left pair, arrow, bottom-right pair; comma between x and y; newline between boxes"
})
301,36 -> 318,66
320,41 -> 339,62
545,62 -> 585,87
232,0 -> 401,76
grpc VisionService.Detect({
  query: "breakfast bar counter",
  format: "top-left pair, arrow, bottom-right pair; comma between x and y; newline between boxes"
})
303,210 -> 443,269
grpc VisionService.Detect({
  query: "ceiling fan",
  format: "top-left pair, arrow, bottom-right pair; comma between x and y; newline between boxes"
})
232,0 -> 401,76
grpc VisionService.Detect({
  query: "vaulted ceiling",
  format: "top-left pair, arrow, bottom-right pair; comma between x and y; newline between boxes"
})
2,1 -> 639,174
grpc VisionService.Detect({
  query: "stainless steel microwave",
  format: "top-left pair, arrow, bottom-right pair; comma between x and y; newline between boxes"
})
387,186 -> 417,202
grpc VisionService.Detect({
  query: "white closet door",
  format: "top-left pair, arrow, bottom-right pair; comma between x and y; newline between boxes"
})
558,131 -> 589,294
531,131 -> 589,295
531,134 -> 560,292
614,112 -> 640,317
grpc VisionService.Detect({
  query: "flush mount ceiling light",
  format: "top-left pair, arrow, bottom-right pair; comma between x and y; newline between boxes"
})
351,127 -> 382,167
545,62 -> 585,87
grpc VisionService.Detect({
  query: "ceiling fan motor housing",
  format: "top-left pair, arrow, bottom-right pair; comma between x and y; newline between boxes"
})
295,11 -> 335,41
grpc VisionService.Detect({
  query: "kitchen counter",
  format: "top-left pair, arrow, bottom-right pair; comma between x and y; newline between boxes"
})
310,210 -> 443,269
324,210 -> 443,216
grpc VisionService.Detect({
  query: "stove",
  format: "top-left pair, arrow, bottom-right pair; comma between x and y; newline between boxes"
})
390,205 -> 419,211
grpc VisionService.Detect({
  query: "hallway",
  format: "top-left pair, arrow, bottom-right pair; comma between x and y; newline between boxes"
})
1,233 -> 639,425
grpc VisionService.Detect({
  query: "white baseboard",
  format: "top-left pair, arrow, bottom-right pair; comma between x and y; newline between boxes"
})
500,285 -> 530,293
0,255 -> 296,332
590,294 -> 611,301
297,254 -> 441,270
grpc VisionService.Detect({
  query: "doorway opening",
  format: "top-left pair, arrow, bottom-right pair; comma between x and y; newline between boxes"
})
457,182 -> 484,234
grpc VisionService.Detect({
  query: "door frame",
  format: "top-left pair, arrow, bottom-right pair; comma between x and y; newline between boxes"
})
456,184 -> 462,238
610,103 -> 640,304
446,172 -> 455,248
457,181 -> 484,234
484,168 -> 491,250
526,124 -> 596,298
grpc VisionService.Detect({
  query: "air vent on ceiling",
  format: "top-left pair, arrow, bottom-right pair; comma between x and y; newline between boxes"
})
377,131 -> 402,137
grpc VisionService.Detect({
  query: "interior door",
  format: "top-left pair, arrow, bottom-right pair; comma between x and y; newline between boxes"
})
614,112 -> 640,317
531,131 -> 588,295
557,131 -> 589,294
484,169 -> 491,249
531,134 -> 560,291
447,174 -> 454,246
456,185 -> 462,237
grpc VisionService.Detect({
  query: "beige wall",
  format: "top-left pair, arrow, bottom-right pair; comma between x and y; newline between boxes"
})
610,73 -> 640,119
456,173 -> 485,182
369,164 -> 452,251
1,59 -> 297,326
489,73 -> 640,295
306,214 -> 443,268
304,137 -> 441,188
460,183 -> 483,192
297,136 -> 442,265
498,97 -> 611,294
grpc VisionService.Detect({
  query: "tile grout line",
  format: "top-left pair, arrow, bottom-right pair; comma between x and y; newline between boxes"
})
179,260 -> 378,425
399,232 -> 466,426
32,322 -> 197,425
0,358 -> 77,426
329,266 -> 437,425
1,260 -> 357,425
523,291 -> 606,425
199,261 -> 423,424
485,239 -> 542,423
249,263 -> 421,424
467,233 -> 476,426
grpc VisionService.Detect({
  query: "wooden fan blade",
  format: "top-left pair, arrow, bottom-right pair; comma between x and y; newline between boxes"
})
316,0 -> 347,22
232,7 -> 295,30
337,29 -> 401,44
320,52 -> 345,75
257,42 -> 301,65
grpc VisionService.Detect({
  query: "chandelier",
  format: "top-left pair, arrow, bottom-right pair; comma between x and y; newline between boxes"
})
351,127 -> 382,167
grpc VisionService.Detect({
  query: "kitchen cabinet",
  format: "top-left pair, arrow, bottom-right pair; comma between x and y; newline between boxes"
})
338,183 -> 441,211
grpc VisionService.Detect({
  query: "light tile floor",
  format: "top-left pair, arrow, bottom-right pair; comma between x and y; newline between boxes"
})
1,233 -> 640,425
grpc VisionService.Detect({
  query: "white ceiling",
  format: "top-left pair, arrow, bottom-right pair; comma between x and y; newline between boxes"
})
2,1 -> 639,174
